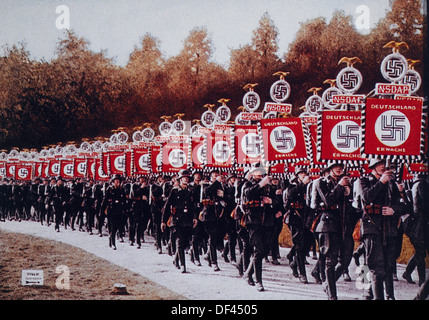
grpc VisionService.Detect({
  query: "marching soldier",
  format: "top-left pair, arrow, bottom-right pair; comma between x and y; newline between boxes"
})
242,164 -> 281,291
359,158 -> 407,300
198,169 -> 225,271
151,175 -> 169,254
102,175 -> 126,250
312,161 -> 351,300
283,166 -> 312,283
51,177 -> 70,232
161,169 -> 196,273
402,171 -> 429,286
37,178 -> 49,225
189,172 -> 207,266
220,173 -> 238,263
269,176 -> 284,265
82,179 -> 95,234
232,169 -> 254,283
129,177 -> 150,249
94,181 -> 106,236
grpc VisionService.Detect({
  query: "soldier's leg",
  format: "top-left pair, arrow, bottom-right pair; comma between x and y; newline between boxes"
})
319,232 -> 340,299
363,233 -> 386,300
129,214 -> 136,245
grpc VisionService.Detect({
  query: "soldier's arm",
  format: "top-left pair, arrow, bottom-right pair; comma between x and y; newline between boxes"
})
360,177 -> 386,205
317,179 -> 345,207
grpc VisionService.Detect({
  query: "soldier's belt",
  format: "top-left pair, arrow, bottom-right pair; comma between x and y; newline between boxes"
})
290,203 -> 304,209
365,205 -> 382,215
320,204 -> 339,211
201,199 -> 214,206
244,200 -> 261,209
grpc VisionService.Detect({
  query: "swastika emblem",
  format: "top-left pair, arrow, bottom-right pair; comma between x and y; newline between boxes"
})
159,122 -> 172,136
138,154 -> 151,170
331,120 -> 361,153
400,69 -> 421,94
169,149 -> 186,168
77,162 -> 86,175
216,106 -> 231,123
305,95 -> 324,115
270,80 -> 290,103
380,53 -> 407,82
241,133 -> 262,158
336,67 -> 362,94
375,110 -> 410,147
213,141 -> 230,163
243,91 -> 260,112
18,168 -> 29,179
52,163 -> 60,175
172,119 -> 186,135
201,110 -> 216,128
270,126 -> 296,153
114,156 -> 126,171
64,164 -> 74,176
142,128 -> 155,141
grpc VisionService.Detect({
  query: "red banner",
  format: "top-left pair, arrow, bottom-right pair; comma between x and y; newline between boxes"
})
151,146 -> 162,174
95,158 -> 110,181
205,132 -> 233,168
191,137 -> 205,170
162,142 -> 189,173
15,163 -> 33,181
364,98 -> 423,157
48,160 -> 60,177
5,163 -> 16,178
319,111 -> 364,162
60,159 -> 74,179
260,118 -> 308,163
108,151 -> 126,175
235,125 -> 262,165
0,162 -> 5,178
133,148 -> 151,175
86,158 -> 96,179
73,158 -> 87,178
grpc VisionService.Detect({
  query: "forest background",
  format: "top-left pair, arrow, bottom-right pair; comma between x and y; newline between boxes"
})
0,0 -> 426,150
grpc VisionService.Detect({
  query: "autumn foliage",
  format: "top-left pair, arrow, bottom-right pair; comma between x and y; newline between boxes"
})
0,0 -> 425,150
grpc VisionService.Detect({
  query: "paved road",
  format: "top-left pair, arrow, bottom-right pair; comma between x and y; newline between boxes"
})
0,220 -> 422,300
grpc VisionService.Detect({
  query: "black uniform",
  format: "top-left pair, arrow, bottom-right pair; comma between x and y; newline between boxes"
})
312,174 -> 350,299
360,173 -> 407,300
129,182 -> 150,248
161,185 -> 195,273
102,183 -> 126,249
199,180 -> 225,269
51,181 -> 70,232
283,178 -> 313,282
220,179 -> 238,263
403,175 -> 429,286
242,177 -> 279,290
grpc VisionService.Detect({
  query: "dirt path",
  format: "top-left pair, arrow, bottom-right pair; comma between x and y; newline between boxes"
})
0,229 -> 184,300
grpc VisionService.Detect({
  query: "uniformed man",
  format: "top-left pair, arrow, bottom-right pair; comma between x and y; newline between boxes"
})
283,166 -> 312,283
402,171 -> 429,286
81,179 -> 94,234
189,172 -> 207,266
242,164 -> 280,292
359,158 -> 407,300
151,175 -> 169,254
129,177 -> 149,249
51,177 -> 70,232
102,175 -> 126,250
269,176 -> 285,265
312,161 -> 351,300
198,169 -> 225,271
221,173 -> 239,263
161,169 -> 196,273
37,178 -> 49,225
